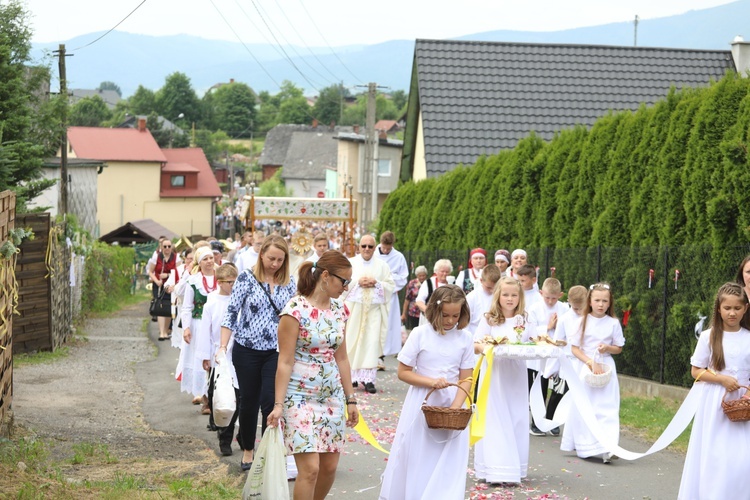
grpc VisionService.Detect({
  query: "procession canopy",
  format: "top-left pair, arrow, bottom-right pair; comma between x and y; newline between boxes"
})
241,197 -> 356,222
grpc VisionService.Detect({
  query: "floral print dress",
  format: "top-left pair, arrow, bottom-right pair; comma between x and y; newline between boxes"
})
280,295 -> 350,454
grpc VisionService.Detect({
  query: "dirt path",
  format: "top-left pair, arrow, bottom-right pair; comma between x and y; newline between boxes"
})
9,301 -> 240,492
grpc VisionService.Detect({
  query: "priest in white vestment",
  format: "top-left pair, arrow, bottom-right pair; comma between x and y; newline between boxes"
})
344,234 -> 395,393
375,231 -> 409,359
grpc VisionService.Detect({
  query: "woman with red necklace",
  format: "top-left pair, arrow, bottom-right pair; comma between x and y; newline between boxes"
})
179,246 -> 218,410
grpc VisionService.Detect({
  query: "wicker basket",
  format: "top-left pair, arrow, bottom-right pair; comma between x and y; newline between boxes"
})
583,361 -> 612,388
421,383 -> 473,431
722,386 -> 750,422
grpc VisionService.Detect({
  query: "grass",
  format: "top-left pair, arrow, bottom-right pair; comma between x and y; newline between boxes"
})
87,288 -> 151,317
70,443 -> 118,465
13,347 -> 72,367
620,395 -> 692,452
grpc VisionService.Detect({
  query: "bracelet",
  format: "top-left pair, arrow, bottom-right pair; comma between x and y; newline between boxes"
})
346,401 -> 357,405
694,369 -> 708,382
273,402 -> 283,407
219,345 -> 228,350
586,359 -> 594,366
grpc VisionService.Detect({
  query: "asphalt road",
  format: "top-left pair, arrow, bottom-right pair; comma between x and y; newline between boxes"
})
137,323 -> 686,499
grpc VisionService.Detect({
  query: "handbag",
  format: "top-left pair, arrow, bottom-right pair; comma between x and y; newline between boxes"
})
242,426 -> 289,500
212,352 -> 236,427
149,287 -> 172,317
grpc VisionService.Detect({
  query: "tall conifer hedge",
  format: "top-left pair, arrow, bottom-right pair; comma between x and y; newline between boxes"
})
379,74 -> 750,386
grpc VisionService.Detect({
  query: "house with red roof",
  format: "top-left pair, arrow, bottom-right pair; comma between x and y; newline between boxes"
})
64,122 -> 221,237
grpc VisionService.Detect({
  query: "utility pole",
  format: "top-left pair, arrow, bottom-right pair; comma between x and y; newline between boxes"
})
55,44 -> 70,217
365,82 -> 377,225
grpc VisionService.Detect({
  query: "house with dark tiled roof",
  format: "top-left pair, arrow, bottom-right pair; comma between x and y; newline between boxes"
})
69,88 -> 121,110
259,123 -> 353,197
63,121 -> 221,238
401,37 -> 750,181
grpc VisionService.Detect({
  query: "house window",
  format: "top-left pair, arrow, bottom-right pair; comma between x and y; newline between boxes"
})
170,175 -> 185,187
378,159 -> 391,176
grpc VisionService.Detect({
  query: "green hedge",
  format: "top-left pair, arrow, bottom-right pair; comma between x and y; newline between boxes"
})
381,74 -> 750,251
82,242 -> 135,314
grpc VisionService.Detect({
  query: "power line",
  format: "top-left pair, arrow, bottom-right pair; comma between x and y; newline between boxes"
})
295,0 -> 364,85
208,0 -> 283,90
252,0 -> 338,86
70,0 -> 149,53
247,0 -> 321,92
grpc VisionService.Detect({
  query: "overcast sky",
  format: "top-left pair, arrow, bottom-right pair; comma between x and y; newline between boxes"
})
24,0 -> 738,46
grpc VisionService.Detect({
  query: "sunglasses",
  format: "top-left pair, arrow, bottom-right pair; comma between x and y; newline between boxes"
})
329,271 -> 351,287
361,244 -> 374,249
163,245 -> 172,248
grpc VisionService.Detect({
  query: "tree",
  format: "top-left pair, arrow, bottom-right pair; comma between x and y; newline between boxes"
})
147,112 -> 189,148
155,72 -> 201,125
256,90 -> 279,135
0,0 -> 58,210
390,90 -> 407,112
98,81 -> 122,97
313,84 -> 342,125
257,169 -> 293,197
129,85 -> 156,115
278,96 -> 310,124
209,82 -> 257,137
69,95 -> 112,127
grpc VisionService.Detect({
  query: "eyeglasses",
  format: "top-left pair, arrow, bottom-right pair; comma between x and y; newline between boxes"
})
219,280 -> 236,284
590,283 -> 611,290
329,271 -> 351,287
361,244 -> 374,249
163,245 -> 172,248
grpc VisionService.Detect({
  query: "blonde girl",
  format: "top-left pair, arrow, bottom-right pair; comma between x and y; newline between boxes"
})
473,276 -> 536,484
678,282 -> 750,499
561,283 -> 625,463
380,285 -> 475,499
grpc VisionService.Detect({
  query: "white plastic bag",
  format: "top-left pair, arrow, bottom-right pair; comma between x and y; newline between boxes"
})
212,352 -> 236,428
242,425 -> 290,500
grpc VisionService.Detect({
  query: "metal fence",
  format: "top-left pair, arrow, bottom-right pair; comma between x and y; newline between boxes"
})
401,245 -> 750,388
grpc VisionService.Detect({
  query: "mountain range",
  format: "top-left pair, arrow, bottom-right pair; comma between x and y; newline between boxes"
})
31,0 -> 750,98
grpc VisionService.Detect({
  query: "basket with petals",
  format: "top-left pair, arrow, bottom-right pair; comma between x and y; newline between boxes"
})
421,383 -> 474,430
583,354 -> 612,388
722,386 -> 750,422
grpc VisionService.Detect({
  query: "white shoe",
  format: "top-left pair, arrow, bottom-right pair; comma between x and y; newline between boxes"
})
602,453 -> 612,464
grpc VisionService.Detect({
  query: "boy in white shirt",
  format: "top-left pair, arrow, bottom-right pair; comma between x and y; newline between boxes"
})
528,278 -> 570,435
465,264 -> 502,335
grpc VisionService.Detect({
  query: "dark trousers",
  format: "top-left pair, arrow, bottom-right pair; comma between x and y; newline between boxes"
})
527,369 -> 549,427
545,378 -> 569,421
206,366 -> 241,447
232,344 -> 278,453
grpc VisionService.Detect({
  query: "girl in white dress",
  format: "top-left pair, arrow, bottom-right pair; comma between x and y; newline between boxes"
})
678,282 -> 750,500
178,246 -> 218,403
165,248 -> 194,349
380,285 -> 475,500
560,283 -> 625,463
473,276 -> 537,484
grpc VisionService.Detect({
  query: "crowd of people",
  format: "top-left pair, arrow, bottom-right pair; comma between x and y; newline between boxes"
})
146,229 -> 750,500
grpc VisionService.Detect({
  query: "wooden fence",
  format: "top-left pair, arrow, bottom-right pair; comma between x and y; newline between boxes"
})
0,191 -> 16,437
13,213 -> 74,353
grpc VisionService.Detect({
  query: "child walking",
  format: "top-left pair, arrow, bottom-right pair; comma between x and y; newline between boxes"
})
465,264 -> 502,335
678,282 -> 750,499
473,276 -> 537,484
560,283 -> 625,464
380,285 -> 475,500
197,263 -> 240,456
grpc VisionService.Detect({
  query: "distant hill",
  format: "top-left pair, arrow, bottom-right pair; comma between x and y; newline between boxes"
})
31,0 -> 750,97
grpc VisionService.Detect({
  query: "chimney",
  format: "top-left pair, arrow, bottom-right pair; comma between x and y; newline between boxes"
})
137,117 -> 147,132
732,36 -> 750,77
312,118 -> 318,128
353,124 -> 360,134
230,78 -> 235,84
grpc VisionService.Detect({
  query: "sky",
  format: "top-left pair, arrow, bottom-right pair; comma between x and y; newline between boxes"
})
23,0 -> 739,47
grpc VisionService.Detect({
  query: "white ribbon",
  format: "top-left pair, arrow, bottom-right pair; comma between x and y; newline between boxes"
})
528,354 -> 701,460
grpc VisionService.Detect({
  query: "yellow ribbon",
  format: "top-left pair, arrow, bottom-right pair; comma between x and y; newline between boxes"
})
346,406 -> 390,455
470,346 -> 494,445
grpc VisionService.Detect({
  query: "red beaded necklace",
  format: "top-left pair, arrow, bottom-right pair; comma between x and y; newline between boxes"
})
202,273 -> 217,293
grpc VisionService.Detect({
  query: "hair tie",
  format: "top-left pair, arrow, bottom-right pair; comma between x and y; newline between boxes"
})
311,262 -> 317,274
436,299 -> 442,305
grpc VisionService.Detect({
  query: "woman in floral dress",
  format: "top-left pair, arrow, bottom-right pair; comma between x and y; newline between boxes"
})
268,250 -> 359,499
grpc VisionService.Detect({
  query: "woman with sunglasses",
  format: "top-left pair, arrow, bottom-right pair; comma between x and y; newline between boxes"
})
148,239 -> 178,341
268,250 -> 359,498
343,234 -> 396,394
220,235 -> 297,471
